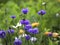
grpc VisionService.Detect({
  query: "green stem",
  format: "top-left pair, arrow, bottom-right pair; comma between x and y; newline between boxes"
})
9,34 -> 12,45
2,38 -> 8,45
41,0 -> 43,9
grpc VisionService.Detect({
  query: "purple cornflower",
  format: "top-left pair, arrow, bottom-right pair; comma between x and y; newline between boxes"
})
7,29 -> 14,34
48,32 -> 52,37
14,39 -> 22,45
10,15 -> 16,19
24,24 -> 32,30
20,19 -> 30,25
33,28 -> 39,34
38,10 -> 46,15
25,35 -> 31,40
0,30 -> 6,38
22,8 -> 28,14
28,28 -> 39,34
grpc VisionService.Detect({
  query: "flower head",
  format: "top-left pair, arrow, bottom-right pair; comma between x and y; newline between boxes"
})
31,22 -> 39,27
0,30 -> 6,38
28,28 -> 39,34
33,28 -> 39,34
30,37 -> 37,42
17,22 -> 22,27
10,15 -> 16,19
14,39 -> 22,45
19,29 -> 25,34
42,2 -> 46,6
38,10 -> 46,15
44,32 -> 52,36
56,13 -> 59,17
24,24 -> 32,30
19,34 -> 27,39
7,29 -> 14,34
52,32 -> 59,38
20,19 -> 30,25
12,22 -> 22,28
25,35 -> 31,40
22,8 -> 28,14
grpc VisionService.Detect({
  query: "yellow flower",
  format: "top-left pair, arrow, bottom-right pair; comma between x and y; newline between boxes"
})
52,32 -> 59,38
31,22 -> 39,27
19,29 -> 25,34
44,32 -> 51,35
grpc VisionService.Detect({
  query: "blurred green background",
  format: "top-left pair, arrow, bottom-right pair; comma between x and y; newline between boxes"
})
0,0 -> 60,45
0,0 -> 60,30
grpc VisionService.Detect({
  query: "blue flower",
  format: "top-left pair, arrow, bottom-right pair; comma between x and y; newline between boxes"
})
33,28 -> 39,34
20,19 -> 30,25
7,29 -> 14,34
14,39 -> 22,45
24,24 -> 32,30
38,10 -> 46,15
22,8 -> 28,14
10,15 -> 16,19
0,30 -> 6,38
48,33 -> 52,37
28,28 -> 39,34
25,35 -> 31,40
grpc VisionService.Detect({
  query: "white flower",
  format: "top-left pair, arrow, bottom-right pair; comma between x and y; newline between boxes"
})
16,22 -> 22,27
42,2 -> 46,5
56,13 -> 59,17
19,35 -> 22,39
21,34 -> 27,37
15,37 -> 18,40
18,34 -> 27,39
12,22 -> 22,28
30,37 -> 37,42
12,26 -> 17,28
